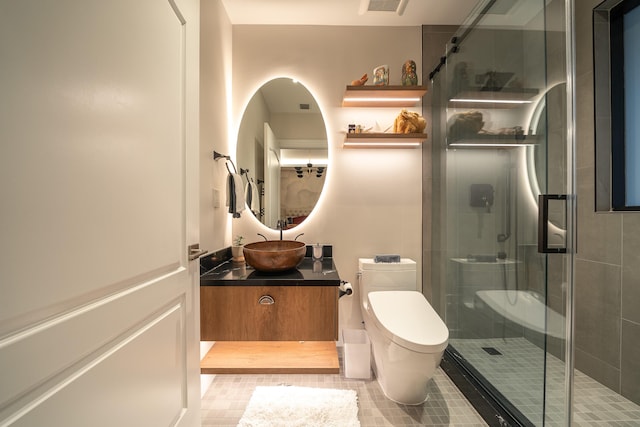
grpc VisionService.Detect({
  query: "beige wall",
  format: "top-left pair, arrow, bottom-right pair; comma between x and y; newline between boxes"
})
221,25 -> 424,333
200,0 -> 233,252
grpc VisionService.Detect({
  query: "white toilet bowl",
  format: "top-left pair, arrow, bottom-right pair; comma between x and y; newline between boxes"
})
358,258 -> 449,405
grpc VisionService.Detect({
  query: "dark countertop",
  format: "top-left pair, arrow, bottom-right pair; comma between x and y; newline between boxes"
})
200,257 -> 341,286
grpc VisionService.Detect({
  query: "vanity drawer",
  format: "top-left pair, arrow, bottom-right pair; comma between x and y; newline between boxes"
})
200,285 -> 338,341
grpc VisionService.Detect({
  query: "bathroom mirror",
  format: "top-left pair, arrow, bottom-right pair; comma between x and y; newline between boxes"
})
527,82 -> 567,239
526,82 -> 566,199
236,78 -> 328,230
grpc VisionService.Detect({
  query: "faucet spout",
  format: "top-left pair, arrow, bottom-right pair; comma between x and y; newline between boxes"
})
276,219 -> 287,240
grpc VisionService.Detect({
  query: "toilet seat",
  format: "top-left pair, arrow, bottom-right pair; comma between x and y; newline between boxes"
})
367,291 -> 449,353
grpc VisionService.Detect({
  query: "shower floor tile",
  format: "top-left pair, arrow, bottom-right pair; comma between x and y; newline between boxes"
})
201,350 -> 487,426
451,337 -> 640,426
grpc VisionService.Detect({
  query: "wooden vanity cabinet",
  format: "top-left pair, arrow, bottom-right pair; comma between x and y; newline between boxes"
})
200,285 -> 338,341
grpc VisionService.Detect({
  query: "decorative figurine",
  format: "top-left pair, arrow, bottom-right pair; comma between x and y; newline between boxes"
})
350,73 -> 369,86
372,64 -> 389,86
401,60 -> 418,86
393,109 -> 426,134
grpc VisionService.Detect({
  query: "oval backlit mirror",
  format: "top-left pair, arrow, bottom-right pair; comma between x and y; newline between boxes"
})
236,78 -> 328,230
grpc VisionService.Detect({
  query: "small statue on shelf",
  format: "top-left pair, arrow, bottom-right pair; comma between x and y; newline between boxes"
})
350,73 -> 368,86
393,109 -> 426,134
401,60 -> 418,86
372,65 -> 389,86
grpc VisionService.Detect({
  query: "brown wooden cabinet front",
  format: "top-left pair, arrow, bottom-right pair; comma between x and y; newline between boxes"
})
200,285 -> 338,341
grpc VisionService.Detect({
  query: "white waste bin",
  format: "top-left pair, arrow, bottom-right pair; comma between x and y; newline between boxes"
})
342,328 -> 371,379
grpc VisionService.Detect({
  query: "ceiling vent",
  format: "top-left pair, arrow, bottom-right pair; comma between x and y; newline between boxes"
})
359,0 -> 409,16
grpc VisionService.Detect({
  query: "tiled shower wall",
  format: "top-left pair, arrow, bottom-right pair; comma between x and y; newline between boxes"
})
575,0 -> 640,405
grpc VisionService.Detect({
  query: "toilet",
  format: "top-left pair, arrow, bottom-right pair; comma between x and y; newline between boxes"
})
358,258 -> 449,405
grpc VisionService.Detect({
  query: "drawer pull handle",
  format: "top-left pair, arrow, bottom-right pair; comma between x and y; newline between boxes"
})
258,295 -> 275,305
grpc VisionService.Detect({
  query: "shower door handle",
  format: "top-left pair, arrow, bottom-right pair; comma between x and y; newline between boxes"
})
538,194 -> 567,254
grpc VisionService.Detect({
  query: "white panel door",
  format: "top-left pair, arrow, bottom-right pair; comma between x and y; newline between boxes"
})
0,1 -> 200,426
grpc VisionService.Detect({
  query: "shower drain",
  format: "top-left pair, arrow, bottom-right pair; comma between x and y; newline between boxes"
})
482,347 -> 503,356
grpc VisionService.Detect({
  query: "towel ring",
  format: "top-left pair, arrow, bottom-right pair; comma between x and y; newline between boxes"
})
225,161 -> 237,174
213,151 -> 238,174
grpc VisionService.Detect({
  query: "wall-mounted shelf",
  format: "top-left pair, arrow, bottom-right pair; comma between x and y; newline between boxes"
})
448,134 -> 539,148
343,132 -> 427,148
341,85 -> 428,147
451,257 -> 519,265
342,85 -> 428,107
448,88 -> 539,109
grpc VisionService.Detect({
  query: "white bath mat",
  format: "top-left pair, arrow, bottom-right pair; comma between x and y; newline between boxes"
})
237,385 -> 360,427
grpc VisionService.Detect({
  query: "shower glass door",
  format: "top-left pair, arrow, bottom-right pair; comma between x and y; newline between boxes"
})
432,0 -> 572,425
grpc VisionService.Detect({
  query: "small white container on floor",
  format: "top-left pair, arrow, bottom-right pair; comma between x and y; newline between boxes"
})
342,329 -> 371,379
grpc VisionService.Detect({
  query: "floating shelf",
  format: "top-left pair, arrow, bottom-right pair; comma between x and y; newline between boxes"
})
342,85 -> 428,107
448,88 -> 539,109
451,257 -> 520,265
343,132 -> 427,148
448,134 -> 539,148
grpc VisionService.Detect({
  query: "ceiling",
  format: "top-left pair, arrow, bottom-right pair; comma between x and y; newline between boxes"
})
259,78 -> 320,114
220,0 -> 481,27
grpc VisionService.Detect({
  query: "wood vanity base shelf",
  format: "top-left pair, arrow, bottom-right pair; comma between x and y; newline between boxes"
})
200,341 -> 339,374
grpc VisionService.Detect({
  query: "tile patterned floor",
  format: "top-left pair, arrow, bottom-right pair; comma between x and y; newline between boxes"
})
201,355 -> 488,426
451,337 -> 640,427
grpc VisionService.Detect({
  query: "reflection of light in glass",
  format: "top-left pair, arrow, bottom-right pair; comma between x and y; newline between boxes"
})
343,97 -> 420,104
475,290 -> 566,339
449,142 -> 531,147
523,82 -> 568,246
524,82 -> 566,203
526,145 -> 541,198
450,98 -> 532,104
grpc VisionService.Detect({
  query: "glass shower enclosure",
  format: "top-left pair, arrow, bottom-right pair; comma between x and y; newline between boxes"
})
430,0 -> 571,425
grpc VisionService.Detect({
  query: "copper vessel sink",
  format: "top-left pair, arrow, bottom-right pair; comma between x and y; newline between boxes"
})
243,240 -> 306,272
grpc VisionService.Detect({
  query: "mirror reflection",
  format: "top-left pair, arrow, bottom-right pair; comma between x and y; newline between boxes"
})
526,82 -> 567,244
527,82 -> 566,199
236,78 -> 328,230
